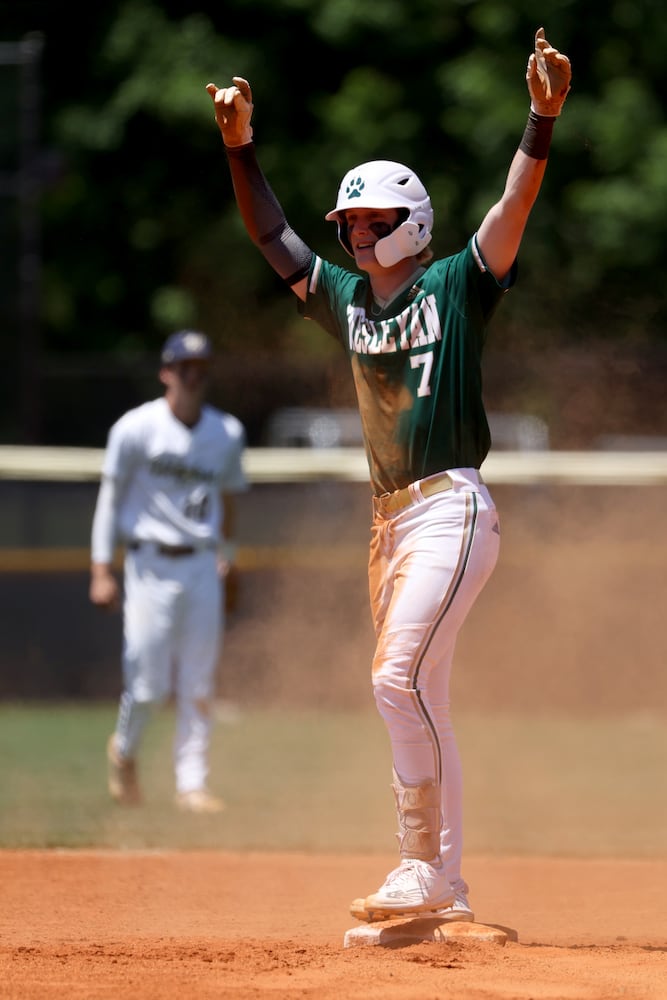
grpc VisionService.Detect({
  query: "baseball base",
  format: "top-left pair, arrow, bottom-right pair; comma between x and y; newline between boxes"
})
344,916 -> 511,949
345,897 -> 514,949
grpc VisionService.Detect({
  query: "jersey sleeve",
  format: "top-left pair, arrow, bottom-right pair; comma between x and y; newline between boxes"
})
470,233 -> 517,323
220,414 -> 250,494
91,414 -> 141,562
297,255 -> 367,343
90,476 -> 119,564
101,412 -> 142,486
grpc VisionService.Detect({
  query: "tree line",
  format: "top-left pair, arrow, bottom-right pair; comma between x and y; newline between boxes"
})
1,0 -> 666,442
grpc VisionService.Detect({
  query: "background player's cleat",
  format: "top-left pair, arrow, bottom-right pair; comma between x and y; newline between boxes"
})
175,789 -> 226,814
360,858 -> 455,918
107,734 -> 141,806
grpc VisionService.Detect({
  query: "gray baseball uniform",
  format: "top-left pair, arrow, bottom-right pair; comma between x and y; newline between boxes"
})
92,382 -> 247,801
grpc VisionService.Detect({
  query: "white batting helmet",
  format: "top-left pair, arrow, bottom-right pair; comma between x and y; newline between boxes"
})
325,160 -> 433,267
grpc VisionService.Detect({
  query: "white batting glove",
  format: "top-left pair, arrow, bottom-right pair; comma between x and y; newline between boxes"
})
526,27 -> 571,117
205,77 -> 254,147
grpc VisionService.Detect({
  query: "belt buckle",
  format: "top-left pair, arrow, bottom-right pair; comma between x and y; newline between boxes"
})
376,486 -> 410,514
373,491 -> 391,512
164,545 -> 195,557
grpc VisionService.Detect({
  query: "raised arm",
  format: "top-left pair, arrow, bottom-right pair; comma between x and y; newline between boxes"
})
476,28 -> 571,282
205,78 -> 312,300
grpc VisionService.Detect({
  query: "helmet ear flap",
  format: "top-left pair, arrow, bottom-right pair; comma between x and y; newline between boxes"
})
375,221 -> 432,267
336,206 -> 409,260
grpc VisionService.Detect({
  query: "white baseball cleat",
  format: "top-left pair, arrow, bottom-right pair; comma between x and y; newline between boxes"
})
431,886 -> 475,922
351,880 -> 474,924
355,858 -> 455,920
107,734 -> 142,806
175,789 -> 226,814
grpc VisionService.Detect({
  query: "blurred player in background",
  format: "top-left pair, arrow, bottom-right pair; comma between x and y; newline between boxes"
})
206,29 -> 570,915
90,330 -> 248,814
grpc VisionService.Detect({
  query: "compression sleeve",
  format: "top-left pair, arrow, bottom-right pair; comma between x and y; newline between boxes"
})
225,143 -> 313,287
91,476 -> 119,564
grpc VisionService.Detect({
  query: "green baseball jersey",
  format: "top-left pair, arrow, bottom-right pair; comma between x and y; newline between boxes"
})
300,237 -> 513,495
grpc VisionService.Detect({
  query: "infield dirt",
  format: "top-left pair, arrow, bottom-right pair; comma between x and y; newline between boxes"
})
1,850 -> 665,999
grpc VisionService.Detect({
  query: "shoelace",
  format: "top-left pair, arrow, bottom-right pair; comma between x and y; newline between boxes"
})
382,859 -> 429,890
450,891 -> 469,908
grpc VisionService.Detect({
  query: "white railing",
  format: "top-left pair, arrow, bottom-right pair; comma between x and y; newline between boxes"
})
1,445 -> 667,485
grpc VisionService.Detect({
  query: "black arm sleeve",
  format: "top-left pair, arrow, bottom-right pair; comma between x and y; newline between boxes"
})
225,143 -> 313,287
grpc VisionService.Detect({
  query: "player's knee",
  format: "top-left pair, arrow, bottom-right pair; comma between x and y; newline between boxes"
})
128,683 -> 170,708
194,696 -> 212,718
372,671 -> 413,715
372,645 -> 416,693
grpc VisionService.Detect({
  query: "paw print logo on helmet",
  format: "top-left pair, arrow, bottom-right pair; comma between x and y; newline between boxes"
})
345,177 -> 365,200
325,160 -> 433,267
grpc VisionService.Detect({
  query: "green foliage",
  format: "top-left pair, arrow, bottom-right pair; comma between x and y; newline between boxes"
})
55,2 -> 257,150
4,0 -> 667,399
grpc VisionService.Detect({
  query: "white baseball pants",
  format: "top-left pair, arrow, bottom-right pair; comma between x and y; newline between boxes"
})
115,546 -> 222,795
368,469 -> 500,887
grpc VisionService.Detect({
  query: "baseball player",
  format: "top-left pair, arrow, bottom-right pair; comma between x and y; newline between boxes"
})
90,330 -> 248,813
206,28 -> 570,916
